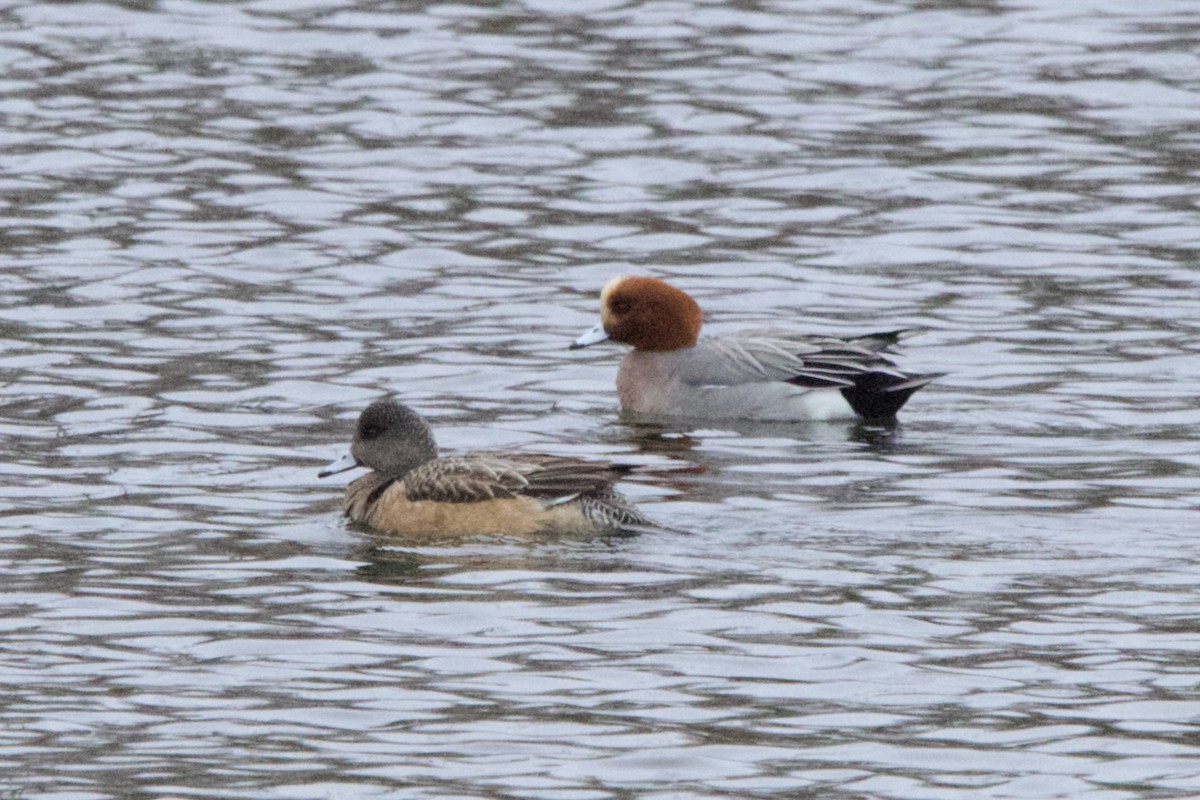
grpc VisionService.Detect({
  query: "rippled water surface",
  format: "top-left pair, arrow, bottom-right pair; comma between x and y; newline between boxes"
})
5,0 -> 1200,797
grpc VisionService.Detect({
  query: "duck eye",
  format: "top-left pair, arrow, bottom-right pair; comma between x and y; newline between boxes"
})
610,297 -> 632,315
359,421 -> 384,440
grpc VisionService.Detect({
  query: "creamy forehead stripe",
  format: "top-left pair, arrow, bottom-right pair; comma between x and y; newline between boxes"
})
599,276 -> 627,323
599,276 -> 626,305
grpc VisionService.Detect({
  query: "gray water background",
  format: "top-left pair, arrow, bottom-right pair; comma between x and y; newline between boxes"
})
4,0 -> 1200,797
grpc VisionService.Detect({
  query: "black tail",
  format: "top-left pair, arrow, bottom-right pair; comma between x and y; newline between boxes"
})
841,372 -> 939,420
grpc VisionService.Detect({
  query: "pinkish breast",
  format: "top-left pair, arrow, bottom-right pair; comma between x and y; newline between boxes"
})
616,352 -> 681,415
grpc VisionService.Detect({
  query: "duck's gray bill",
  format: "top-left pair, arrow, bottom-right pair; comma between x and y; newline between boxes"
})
318,451 -> 358,478
570,323 -> 609,350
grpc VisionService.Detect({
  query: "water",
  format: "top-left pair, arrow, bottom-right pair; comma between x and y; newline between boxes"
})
4,0 -> 1200,797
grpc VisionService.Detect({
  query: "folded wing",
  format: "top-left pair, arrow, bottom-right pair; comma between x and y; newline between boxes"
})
403,454 -> 623,504
677,330 -> 911,388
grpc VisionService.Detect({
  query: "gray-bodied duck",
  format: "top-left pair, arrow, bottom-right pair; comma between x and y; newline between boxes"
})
571,276 -> 937,421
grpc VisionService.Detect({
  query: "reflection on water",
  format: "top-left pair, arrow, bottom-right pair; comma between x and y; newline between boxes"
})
4,0 -> 1200,797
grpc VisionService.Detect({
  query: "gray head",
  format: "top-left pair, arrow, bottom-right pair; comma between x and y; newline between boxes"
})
318,399 -> 438,479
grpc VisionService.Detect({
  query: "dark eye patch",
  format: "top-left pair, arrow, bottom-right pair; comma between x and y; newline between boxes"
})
610,296 -> 632,314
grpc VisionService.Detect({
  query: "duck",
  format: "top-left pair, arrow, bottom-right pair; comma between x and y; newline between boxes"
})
570,276 -> 935,421
318,398 -> 663,538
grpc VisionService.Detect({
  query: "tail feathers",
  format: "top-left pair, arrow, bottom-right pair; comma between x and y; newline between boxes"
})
841,372 -> 940,420
574,490 -> 690,536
